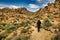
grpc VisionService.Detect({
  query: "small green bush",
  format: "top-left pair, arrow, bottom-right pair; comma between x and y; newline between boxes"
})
22,37 -> 28,40
16,37 -> 21,40
0,32 -> 9,39
15,17 -> 19,21
43,18 -> 52,27
21,29 -> 28,33
51,33 -> 60,40
20,21 -> 30,27
35,16 -> 40,18
0,35 -> 2,40
14,35 -> 29,40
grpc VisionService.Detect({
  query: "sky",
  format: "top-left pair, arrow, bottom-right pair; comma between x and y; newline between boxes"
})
0,0 -> 55,12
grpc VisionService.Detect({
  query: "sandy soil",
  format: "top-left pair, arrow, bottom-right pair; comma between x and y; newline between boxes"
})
29,26 -> 53,40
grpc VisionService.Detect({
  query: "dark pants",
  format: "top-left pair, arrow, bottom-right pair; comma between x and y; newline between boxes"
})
38,26 -> 40,32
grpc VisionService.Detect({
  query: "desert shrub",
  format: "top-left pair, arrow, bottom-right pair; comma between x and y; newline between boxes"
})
29,18 -> 36,23
54,12 -> 59,15
5,23 -> 20,33
0,22 -> 11,30
0,35 -> 3,40
14,33 -> 29,40
20,21 -> 30,27
5,26 -> 17,33
29,18 -> 33,20
15,17 -> 19,21
14,36 -> 21,40
0,17 -> 2,22
20,22 -> 25,26
22,37 -> 28,40
0,22 -> 7,26
13,34 -> 29,40
24,21 -> 30,27
21,29 -> 28,33
19,34 -> 29,40
43,18 -> 52,27
16,36 -> 28,40
35,16 -> 40,18
0,22 -> 24,31
0,31 -> 9,39
51,32 -> 60,40
47,14 -> 50,18
56,24 -> 60,31
0,22 -> 21,33
27,27 -> 31,29
4,23 -> 14,32
31,18 -> 36,23
58,28 -> 60,31
0,22 -> 21,39
16,37 -> 21,40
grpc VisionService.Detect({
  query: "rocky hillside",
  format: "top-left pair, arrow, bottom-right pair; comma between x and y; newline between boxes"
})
35,0 -> 60,26
0,0 -> 60,40
0,7 -> 35,40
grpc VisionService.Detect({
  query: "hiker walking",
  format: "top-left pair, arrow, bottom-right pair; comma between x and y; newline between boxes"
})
37,20 -> 41,32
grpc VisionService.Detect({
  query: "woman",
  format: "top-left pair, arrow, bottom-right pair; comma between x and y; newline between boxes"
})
37,20 -> 41,32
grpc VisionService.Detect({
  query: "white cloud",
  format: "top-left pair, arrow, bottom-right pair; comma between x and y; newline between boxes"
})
40,3 -> 48,8
37,0 -> 42,2
36,0 -> 55,3
9,5 -> 20,8
36,0 -> 42,3
48,0 -> 55,3
0,4 -> 20,9
29,4 -> 39,8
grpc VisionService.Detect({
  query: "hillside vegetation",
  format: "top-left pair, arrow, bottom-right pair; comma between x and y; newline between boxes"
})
0,0 -> 60,40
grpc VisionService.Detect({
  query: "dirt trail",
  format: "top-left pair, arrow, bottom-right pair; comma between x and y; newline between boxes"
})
30,26 -> 53,40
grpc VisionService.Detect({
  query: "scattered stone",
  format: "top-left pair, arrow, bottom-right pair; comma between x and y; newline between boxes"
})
26,34 -> 31,38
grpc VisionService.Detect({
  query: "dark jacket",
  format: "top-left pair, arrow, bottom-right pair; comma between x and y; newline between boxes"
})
37,20 -> 41,27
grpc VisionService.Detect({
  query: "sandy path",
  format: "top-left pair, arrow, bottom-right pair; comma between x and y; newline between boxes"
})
29,26 -> 53,40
